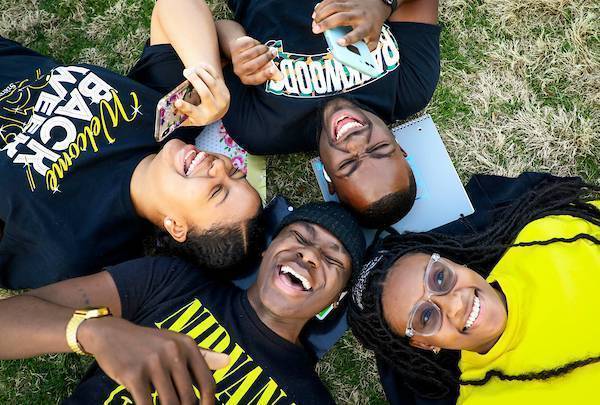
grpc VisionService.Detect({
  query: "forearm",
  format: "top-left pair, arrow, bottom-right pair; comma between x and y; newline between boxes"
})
0,295 -> 73,359
389,0 -> 438,24
215,20 -> 248,60
152,0 -> 222,71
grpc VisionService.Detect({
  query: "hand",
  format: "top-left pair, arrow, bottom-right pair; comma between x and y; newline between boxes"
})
79,317 -> 230,405
229,36 -> 284,86
175,64 -> 231,126
312,0 -> 391,51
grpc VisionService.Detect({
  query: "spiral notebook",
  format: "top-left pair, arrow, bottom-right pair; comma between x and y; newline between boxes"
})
311,114 -> 474,233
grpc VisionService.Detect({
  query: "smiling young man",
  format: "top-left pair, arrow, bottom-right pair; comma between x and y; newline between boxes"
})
212,0 -> 437,226
0,0 -> 263,288
0,202 -> 366,404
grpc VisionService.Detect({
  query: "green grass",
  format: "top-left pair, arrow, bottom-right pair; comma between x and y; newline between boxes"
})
1,0 -> 598,403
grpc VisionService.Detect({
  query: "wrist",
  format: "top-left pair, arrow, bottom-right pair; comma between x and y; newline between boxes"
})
77,316 -> 109,356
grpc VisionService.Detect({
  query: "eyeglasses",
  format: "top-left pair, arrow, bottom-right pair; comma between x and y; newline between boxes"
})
405,253 -> 457,338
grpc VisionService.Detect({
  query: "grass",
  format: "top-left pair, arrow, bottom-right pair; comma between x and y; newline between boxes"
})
1,0 -> 598,403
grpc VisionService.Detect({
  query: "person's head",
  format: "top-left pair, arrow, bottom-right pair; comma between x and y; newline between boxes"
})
317,98 -> 416,228
146,139 -> 264,269
349,177 -> 600,398
250,202 -> 366,326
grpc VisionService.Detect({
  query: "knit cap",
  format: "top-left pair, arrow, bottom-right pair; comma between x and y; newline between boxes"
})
276,202 -> 366,275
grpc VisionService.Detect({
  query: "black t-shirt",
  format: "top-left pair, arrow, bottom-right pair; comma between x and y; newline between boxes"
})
66,256 -> 334,404
222,0 -> 441,154
0,37 -> 186,289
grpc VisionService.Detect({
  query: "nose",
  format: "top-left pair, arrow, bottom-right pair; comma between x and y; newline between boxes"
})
296,249 -> 318,270
431,292 -> 464,329
344,132 -> 368,154
210,156 -> 228,178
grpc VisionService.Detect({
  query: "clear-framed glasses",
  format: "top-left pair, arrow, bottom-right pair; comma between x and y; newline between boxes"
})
405,253 -> 457,338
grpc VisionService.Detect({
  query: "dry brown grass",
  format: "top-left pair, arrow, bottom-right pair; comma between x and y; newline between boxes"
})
0,0 -> 598,403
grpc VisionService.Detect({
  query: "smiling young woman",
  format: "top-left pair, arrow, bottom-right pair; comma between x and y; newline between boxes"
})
348,176 -> 600,404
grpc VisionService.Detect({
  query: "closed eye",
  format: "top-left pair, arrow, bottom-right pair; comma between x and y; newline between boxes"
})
325,255 -> 344,269
210,185 -> 223,199
292,230 -> 309,245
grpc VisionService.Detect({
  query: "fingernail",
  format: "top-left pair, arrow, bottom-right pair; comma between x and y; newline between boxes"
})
312,12 -> 316,19
174,99 -> 182,107
314,2 -> 320,9
270,47 -> 278,57
337,38 -> 346,46
183,68 -> 192,77
312,22 -> 320,34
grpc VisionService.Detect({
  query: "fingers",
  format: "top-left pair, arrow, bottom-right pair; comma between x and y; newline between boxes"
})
200,349 -> 230,370
313,1 -> 348,26
183,66 -> 213,107
340,25 -> 370,47
312,11 -> 356,35
126,377 -> 152,405
188,346 -> 218,405
171,361 -> 198,405
230,35 -> 260,55
151,367 -> 180,405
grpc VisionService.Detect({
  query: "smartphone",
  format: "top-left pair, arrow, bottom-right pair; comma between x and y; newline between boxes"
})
324,26 -> 380,78
154,80 -> 201,142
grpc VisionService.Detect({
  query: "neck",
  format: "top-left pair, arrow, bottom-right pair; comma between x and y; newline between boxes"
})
247,286 -> 307,345
130,154 -> 161,226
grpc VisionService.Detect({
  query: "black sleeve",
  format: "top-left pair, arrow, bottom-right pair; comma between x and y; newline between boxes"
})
106,256 -> 211,321
127,42 -> 186,96
388,22 -> 441,119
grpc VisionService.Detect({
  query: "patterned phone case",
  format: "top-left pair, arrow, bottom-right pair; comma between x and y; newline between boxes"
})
154,80 -> 200,142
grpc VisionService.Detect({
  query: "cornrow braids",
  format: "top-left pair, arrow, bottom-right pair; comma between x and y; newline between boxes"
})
348,177 -> 600,398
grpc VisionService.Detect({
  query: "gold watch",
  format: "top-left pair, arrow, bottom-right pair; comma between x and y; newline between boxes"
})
66,307 -> 111,355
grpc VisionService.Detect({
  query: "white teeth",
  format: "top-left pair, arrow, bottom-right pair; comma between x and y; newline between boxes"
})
281,265 -> 312,291
464,295 -> 480,330
336,121 -> 363,140
185,151 -> 207,176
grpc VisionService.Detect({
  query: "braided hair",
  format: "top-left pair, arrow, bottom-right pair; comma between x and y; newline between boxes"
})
348,177 -> 600,399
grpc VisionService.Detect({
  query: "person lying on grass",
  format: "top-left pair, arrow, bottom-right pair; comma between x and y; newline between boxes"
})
152,0 -> 440,228
0,0 -> 262,289
0,202 -> 365,405
348,177 -> 600,404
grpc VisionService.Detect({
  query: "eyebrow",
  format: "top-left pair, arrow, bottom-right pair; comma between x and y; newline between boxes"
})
299,222 -> 317,239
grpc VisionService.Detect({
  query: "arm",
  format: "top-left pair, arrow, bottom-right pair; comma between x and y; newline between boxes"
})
0,271 -> 227,405
151,0 -> 230,126
313,0 -> 438,50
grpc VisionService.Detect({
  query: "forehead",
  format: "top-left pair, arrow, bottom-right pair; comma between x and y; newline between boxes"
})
278,221 -> 349,252
337,155 -> 410,208
381,253 -> 430,335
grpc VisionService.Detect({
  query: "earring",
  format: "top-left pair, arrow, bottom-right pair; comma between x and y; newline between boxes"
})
432,347 -> 440,355
164,218 -> 173,227
323,168 -> 332,183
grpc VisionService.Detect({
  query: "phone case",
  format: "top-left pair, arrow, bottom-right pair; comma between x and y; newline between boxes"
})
324,26 -> 380,78
154,80 -> 200,142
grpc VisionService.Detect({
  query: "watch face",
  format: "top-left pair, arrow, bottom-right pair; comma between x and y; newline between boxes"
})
383,0 -> 393,4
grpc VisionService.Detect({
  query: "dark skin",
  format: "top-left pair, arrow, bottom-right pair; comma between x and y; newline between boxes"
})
248,222 -> 352,344
0,222 -> 352,404
318,98 -> 412,213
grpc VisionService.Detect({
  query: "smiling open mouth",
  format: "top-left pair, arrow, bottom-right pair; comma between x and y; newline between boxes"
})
463,293 -> 481,331
183,148 -> 207,177
279,265 -> 312,292
333,115 -> 365,142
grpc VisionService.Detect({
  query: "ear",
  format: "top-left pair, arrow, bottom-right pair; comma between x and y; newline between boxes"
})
409,337 -> 437,352
399,145 -> 408,157
163,217 -> 188,243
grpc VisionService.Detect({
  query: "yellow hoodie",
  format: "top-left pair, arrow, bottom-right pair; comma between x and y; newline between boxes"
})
458,202 -> 600,405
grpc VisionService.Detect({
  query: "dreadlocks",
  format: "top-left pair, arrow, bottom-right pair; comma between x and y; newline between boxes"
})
348,177 -> 600,399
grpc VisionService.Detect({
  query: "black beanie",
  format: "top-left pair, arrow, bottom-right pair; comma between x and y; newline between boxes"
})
276,202 -> 366,275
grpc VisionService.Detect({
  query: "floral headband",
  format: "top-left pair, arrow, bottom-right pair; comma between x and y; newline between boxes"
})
352,254 -> 384,310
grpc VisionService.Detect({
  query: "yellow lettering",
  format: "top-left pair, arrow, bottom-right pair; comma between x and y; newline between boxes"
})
98,90 -> 138,144
68,142 -> 80,159
216,365 -> 264,404
247,379 -> 288,405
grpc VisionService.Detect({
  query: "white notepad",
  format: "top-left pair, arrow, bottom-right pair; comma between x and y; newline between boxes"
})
311,114 -> 474,233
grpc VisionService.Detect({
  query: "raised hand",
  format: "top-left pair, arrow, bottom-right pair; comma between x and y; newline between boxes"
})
175,63 -> 231,126
79,316 -> 230,405
312,0 -> 392,51
230,36 -> 284,86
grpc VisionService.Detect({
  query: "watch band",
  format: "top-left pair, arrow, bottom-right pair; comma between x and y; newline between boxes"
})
66,307 -> 111,356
